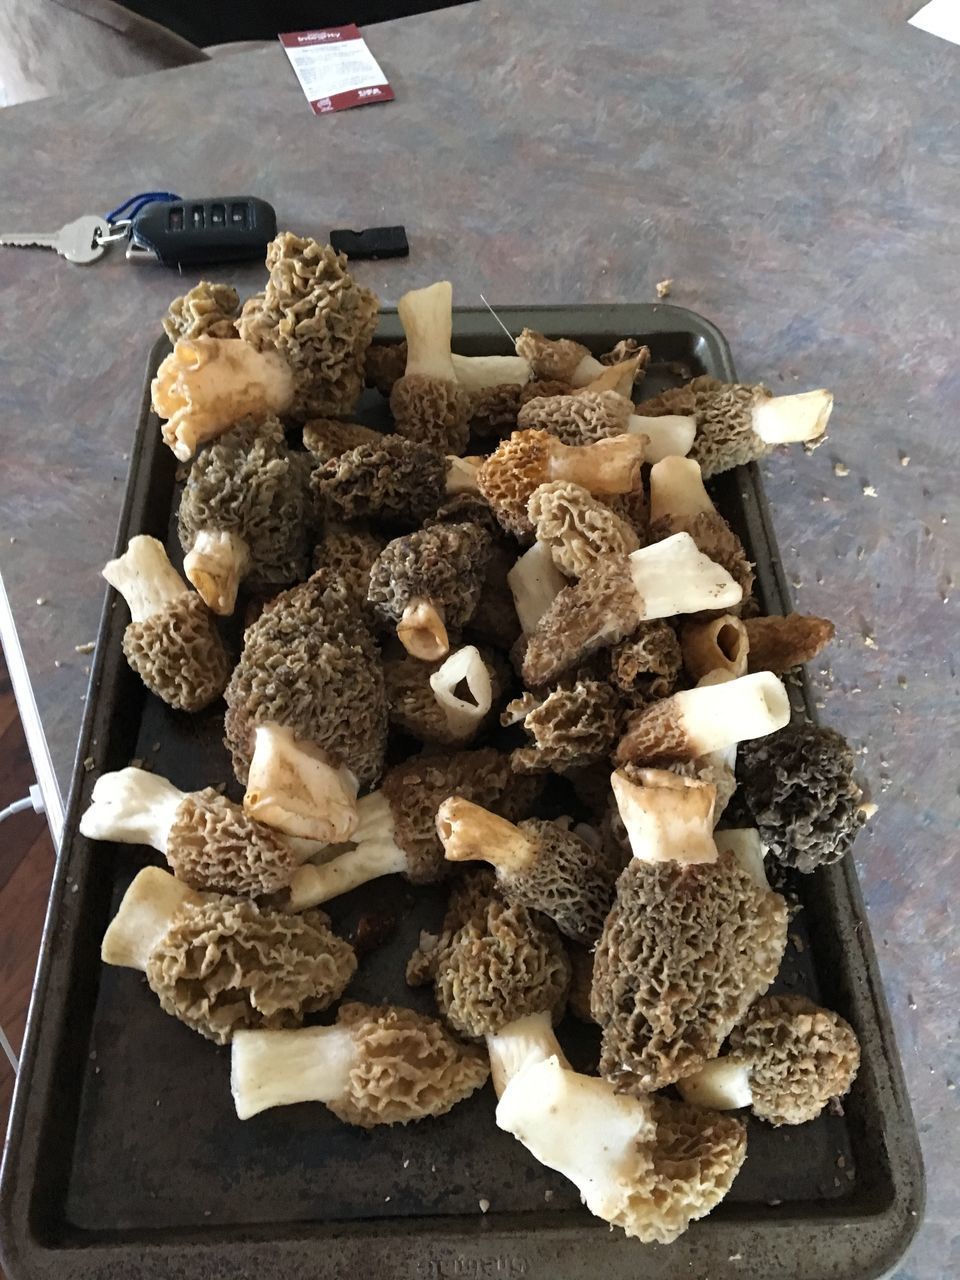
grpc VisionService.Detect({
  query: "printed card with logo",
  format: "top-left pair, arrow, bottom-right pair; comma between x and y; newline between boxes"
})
279,26 -> 395,115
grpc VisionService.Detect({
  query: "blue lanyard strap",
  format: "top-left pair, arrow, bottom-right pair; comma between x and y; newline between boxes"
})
105,191 -> 181,225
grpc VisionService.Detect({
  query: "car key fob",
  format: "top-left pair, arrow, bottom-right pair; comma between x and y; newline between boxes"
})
126,197 -> 278,267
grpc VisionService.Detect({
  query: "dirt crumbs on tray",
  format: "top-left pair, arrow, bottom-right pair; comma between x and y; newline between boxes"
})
79,238 -> 869,1245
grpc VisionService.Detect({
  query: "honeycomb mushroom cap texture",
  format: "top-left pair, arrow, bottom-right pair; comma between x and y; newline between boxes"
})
644,376 -> 772,478
313,436 -> 445,527
501,818 -> 619,945
730,995 -> 861,1125
167,787 -> 303,896
738,722 -> 865,872
312,527 -> 384,612
426,491 -> 503,541
515,329 -> 589,382
591,851 -> 788,1091
178,417 -> 312,586
477,430 -> 561,538
513,680 -> 621,772
123,593 -> 230,712
327,1002 -> 489,1127
469,383 -> 523,436
163,281 -> 240,342
648,511 -> 754,605
384,648 -> 508,746
609,622 -> 683,705
368,522 -> 491,627
389,374 -> 471,454
529,482 -> 640,577
518,377 -> 574,406
145,900 -> 357,1044
518,391 -> 630,445
238,234 -> 379,418
364,341 -> 407,396
223,571 -> 386,785
302,418 -> 383,463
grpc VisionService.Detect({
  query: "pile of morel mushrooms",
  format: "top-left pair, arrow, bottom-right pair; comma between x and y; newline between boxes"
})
82,234 -> 865,1244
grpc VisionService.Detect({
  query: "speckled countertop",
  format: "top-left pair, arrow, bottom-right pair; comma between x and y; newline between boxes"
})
0,1 -> 956,1274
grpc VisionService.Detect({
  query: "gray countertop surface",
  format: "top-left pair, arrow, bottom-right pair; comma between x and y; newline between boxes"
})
0,1 -> 956,1275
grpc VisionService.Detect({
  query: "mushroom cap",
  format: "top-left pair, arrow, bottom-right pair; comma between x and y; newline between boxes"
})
312,435 -> 446,528
604,488 -> 650,540
302,418 -> 383,462
518,377 -> 575,405
327,1002 -> 489,1127
364,340 -> 407,396
601,339 -> 651,376
512,679 -> 622,773
368,522 -> 492,628
591,851 -> 788,1091
477,429 -> 555,538
383,646 -> 509,748
223,571 -> 386,786
390,374 -> 471,454
518,390 -> 632,445
730,994 -> 861,1125
163,281 -> 239,342
649,510 -> 755,607
643,376 -> 771,478
425,491 -> 503,541
238,234 -> 379,418
609,622 -> 683,705
177,416 -> 312,587
528,481 -> 640,577
145,899 -> 356,1044
469,383 -> 523,437
167,787 -> 303,896
123,593 -> 230,713
311,526 -> 385,614
515,329 -> 591,382
738,722 -> 864,872
745,612 -> 836,675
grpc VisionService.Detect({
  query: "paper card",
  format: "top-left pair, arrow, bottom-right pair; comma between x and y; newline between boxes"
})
908,0 -> 960,46
279,25 -> 395,114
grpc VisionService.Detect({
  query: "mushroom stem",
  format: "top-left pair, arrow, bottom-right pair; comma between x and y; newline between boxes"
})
450,353 -> 531,392
681,616 -> 750,681
398,598 -> 450,662
101,866 -> 206,970
752,389 -> 833,444
611,769 -> 718,865
649,456 -> 716,525
627,533 -> 743,618
713,828 -> 769,889
579,355 -> 643,397
507,542 -> 567,635
428,645 -> 493,739
102,535 -> 190,624
569,352 -> 608,387
231,1024 -> 357,1119
398,281 -> 456,382
627,414 -> 696,463
436,796 -> 537,872
184,528 -> 251,616
676,1058 -> 753,1111
285,790 -> 407,910
445,455 -> 482,495
243,722 -> 359,844
485,1011 -> 567,1098
79,767 -> 187,853
548,434 -> 646,494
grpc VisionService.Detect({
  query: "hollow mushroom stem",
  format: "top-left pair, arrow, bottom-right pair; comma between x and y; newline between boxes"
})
436,796 -> 537,872
79,766 -> 187,853
611,769 -> 718,865
243,722 -> 359,844
649,456 -> 716,525
428,646 -> 493,739
102,535 -> 191,624
101,866 -> 207,970
285,790 -> 407,910
628,532 -> 743,618
626,415 -> 696,463
398,599 -> 450,661
548,434 -> 646,494
677,1058 -> 754,1111
485,1010 -> 568,1098
450,353 -> 532,392
184,528 -> 251,616
681,615 -> 750,681
231,1023 -> 358,1119
713,828 -> 769,889
507,542 -> 567,635
445,455 -> 483,495
752,389 -> 833,444
398,281 -> 457,382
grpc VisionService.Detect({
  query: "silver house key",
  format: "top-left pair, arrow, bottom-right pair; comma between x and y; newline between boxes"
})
0,215 -> 111,264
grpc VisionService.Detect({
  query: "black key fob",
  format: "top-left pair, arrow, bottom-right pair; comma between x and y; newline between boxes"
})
126,197 -> 277,267
330,225 -> 409,260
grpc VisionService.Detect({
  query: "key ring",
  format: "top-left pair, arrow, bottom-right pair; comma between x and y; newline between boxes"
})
105,191 -> 181,225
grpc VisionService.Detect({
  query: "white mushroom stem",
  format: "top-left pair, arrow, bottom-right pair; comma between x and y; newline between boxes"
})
713,828 -> 769,890
548,434 -> 647,495
101,866 -> 206,970
485,1011 -> 567,1098
662,672 -> 791,756
611,769 -> 718,865
398,281 -> 456,382
437,796 -> 536,873
285,790 -> 407,910
681,616 -> 750,681
569,352 -> 608,387
428,645 -> 493,739
677,1058 -> 753,1112
184,529 -> 251,616
695,670 -> 740,789
152,337 -> 295,461
507,542 -> 567,635
231,1024 -> 358,1119
80,767 -> 186,854
628,533 -> 743,618
451,353 -> 532,392
649,456 -> 716,525
243,722 -> 359,844
752,389 -> 833,445
445,455 -> 482,495
627,415 -> 696,464
398,599 -> 450,662
102,535 -> 190,623
579,355 -> 643,397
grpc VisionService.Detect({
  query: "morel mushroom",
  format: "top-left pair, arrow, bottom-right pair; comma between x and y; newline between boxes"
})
509,679 -> 621,773
177,417 -> 312,615
384,645 -> 506,746
80,766 -> 314,896
478,429 -> 647,538
163,281 -> 240,341
152,337 -> 295,461
680,614 -> 749,682
101,867 -> 356,1044
527,481 -> 640,578
678,995 -> 860,1126
609,622 -> 684,704
744,612 -> 836,674
519,389 -> 695,462
302,417 -> 382,462
311,525 -> 384,613
231,1001 -> 488,1124
737,721 -> 864,872
365,341 -> 408,395
591,769 -> 788,1090
641,375 -> 833,478
368,522 -> 491,661
102,535 -> 229,712
521,533 -> 743,687
389,282 -> 471,453
514,329 -> 605,386
313,435 -> 446,528
438,798 -> 618,944
238,233 -> 379,418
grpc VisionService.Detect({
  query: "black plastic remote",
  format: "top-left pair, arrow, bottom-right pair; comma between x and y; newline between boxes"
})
127,197 -> 278,267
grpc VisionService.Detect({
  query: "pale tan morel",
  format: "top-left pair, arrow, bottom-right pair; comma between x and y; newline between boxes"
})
744,612 -> 836,674
527,481 -> 640,577
509,679 -> 622,773
163,281 -> 240,342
